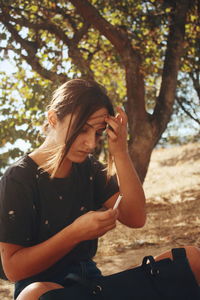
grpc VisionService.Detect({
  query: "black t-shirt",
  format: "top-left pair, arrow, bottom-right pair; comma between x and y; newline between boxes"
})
0,154 -> 119,280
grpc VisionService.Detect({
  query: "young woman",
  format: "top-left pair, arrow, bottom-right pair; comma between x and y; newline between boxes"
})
0,79 -> 146,300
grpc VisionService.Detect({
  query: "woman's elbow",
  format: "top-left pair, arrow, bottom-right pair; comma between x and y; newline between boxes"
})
134,215 -> 146,228
135,208 -> 147,228
120,212 -> 146,228
2,265 -> 20,282
128,216 -> 146,228
2,259 -> 26,282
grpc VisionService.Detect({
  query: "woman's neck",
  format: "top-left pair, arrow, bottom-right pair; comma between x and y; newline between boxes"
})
55,156 -> 73,178
29,143 -> 72,178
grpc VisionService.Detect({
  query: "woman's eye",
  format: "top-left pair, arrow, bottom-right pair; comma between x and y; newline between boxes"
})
96,130 -> 105,137
96,132 -> 102,137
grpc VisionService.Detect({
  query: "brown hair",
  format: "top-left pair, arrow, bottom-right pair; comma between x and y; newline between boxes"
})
41,79 -> 115,178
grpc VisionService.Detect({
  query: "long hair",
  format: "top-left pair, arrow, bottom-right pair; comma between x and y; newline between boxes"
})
41,79 -> 115,178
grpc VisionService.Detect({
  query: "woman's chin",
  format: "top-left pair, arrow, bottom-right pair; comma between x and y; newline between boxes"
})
69,152 -> 89,163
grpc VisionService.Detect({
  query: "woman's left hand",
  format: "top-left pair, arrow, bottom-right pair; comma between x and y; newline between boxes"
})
105,107 -> 128,157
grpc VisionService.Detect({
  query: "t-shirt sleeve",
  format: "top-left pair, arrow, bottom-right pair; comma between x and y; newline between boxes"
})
0,174 -> 38,246
91,158 -> 119,208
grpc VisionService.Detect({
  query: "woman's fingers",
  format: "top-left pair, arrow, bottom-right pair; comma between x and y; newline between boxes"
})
105,107 -> 127,133
74,209 -> 118,241
105,116 -> 121,141
104,107 -> 128,155
98,208 -> 118,223
106,127 -> 118,140
106,116 -> 120,131
116,106 -> 128,126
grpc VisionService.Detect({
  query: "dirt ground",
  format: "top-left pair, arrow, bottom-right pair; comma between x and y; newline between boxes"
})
1,142 -> 200,299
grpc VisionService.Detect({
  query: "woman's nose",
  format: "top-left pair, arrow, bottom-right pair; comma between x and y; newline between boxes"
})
85,133 -> 96,150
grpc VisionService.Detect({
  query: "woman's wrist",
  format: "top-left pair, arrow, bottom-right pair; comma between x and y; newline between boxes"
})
112,149 -> 130,161
63,222 -> 82,246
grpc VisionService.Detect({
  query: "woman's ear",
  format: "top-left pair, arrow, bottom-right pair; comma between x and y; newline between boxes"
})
47,110 -> 58,128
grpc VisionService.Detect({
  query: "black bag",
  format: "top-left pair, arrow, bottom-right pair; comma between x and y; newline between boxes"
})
39,248 -> 200,300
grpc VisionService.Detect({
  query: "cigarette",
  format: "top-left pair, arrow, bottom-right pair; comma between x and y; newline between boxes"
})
113,194 -> 122,209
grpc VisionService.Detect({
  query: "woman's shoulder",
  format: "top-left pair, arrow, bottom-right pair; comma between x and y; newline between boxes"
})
2,154 -> 38,184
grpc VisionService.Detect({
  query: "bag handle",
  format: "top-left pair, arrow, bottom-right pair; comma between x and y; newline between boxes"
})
142,255 -> 160,276
171,247 -> 186,260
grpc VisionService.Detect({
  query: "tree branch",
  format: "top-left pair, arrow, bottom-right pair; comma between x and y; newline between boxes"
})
0,14 -> 68,83
70,0 -> 130,55
4,3 -> 77,32
189,71 -> 200,101
12,14 -> 93,78
0,7 -> 93,81
176,96 -> 200,125
72,21 -> 90,44
2,12 -> 71,45
53,3 -> 79,32
153,0 -> 191,134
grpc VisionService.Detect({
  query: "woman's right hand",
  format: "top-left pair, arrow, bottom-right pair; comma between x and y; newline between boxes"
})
72,209 -> 118,241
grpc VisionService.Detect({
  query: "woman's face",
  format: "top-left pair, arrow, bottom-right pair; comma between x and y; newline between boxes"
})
57,107 -> 108,163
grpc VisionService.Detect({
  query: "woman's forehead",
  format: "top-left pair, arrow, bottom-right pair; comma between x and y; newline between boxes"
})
87,108 -> 108,127
88,108 -> 108,121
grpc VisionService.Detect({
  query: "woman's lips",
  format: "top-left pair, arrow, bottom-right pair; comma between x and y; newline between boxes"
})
77,151 -> 90,155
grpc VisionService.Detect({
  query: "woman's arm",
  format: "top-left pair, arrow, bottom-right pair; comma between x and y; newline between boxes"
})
0,208 -> 118,282
114,151 -> 146,227
104,107 -> 146,228
0,224 -> 78,282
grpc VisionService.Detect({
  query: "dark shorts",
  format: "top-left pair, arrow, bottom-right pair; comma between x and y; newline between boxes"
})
14,260 -> 102,299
